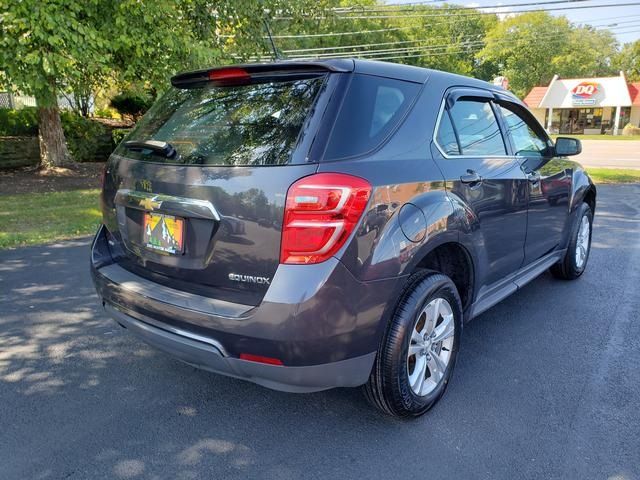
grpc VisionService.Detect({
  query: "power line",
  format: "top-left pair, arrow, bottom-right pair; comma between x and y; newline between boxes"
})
277,2 -> 640,21
369,31 -> 640,61
369,28 -> 640,60
332,0 -> 594,13
260,4 -> 640,39
280,22 -> 640,60
280,13 -> 640,55
328,0 -> 593,15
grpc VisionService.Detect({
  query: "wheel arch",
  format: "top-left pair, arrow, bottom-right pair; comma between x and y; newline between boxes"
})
410,241 -> 475,313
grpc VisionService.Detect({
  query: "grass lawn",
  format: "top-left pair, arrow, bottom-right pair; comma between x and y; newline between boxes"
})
0,189 -> 101,249
551,134 -> 640,141
585,168 -> 640,184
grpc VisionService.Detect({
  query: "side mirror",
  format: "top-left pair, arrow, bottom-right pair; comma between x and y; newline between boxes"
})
555,137 -> 582,156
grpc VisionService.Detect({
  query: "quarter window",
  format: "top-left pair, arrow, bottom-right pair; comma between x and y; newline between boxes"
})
499,105 -> 548,157
439,99 -> 507,156
323,75 -> 420,160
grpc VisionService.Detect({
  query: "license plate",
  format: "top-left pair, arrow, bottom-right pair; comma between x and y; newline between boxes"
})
142,212 -> 185,255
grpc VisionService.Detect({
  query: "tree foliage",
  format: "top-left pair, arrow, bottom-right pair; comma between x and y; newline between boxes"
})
614,40 -> 640,81
477,12 -> 618,98
0,0 -> 326,166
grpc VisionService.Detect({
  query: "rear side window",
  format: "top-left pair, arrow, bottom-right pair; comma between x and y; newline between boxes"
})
438,99 -> 506,156
115,77 -> 325,166
323,75 -> 420,160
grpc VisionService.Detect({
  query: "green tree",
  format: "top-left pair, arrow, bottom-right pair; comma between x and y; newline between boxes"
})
477,12 -> 618,98
0,0 -> 322,169
615,40 -> 640,81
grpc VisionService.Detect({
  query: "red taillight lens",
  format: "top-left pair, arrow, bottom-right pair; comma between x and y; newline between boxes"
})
281,173 -> 371,265
208,68 -> 251,85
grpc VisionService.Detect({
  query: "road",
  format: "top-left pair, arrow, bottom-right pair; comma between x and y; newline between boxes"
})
1,185 -> 639,480
576,140 -> 640,170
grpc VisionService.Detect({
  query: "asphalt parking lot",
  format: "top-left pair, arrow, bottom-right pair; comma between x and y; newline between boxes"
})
1,184 -> 639,480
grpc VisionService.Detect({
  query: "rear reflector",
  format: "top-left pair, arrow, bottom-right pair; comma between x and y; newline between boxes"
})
239,353 -> 284,366
281,173 -> 371,265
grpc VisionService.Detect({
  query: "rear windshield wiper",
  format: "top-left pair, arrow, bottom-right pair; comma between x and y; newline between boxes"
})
124,140 -> 177,158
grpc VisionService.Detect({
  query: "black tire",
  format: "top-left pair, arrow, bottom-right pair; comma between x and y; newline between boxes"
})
363,271 -> 463,417
550,202 -> 593,280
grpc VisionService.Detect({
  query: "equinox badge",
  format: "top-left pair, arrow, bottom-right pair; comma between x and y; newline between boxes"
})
228,273 -> 271,285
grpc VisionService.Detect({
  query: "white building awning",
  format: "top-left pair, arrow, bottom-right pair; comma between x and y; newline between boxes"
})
539,72 -> 632,109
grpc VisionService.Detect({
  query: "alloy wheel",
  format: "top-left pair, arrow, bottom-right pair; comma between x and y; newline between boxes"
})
407,297 -> 455,396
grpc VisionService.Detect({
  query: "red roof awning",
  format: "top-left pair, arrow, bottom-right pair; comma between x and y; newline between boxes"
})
629,82 -> 640,106
523,86 -> 548,108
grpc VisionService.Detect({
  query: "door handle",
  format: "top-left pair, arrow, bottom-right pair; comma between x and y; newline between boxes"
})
460,170 -> 483,186
527,172 -> 541,184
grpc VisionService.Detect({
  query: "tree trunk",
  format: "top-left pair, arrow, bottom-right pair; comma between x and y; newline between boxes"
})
35,85 -> 72,169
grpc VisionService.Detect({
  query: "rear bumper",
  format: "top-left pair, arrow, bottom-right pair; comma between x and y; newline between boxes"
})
91,226 -> 399,392
106,304 -> 375,393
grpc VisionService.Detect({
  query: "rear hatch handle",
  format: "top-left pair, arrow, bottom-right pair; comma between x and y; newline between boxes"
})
115,189 -> 221,221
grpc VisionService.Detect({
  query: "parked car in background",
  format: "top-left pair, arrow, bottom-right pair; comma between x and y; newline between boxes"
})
91,59 -> 595,416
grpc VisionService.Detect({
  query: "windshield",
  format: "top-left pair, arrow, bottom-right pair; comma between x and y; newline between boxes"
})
115,76 -> 326,166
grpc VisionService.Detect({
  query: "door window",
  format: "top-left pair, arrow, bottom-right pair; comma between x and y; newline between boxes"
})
498,105 -> 549,157
435,110 -> 460,155
439,99 -> 507,156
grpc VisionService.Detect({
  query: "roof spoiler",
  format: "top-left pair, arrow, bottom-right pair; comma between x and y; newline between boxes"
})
171,60 -> 354,89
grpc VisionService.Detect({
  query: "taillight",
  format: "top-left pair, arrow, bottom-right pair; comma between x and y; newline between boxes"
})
281,173 -> 371,265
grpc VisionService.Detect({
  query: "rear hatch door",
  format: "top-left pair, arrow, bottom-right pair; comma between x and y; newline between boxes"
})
101,62 -> 352,306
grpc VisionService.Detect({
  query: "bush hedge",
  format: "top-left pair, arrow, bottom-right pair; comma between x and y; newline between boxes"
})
112,128 -> 132,146
0,108 -> 114,163
110,90 -> 152,119
622,123 -> 640,136
0,107 -> 39,136
60,112 -> 113,162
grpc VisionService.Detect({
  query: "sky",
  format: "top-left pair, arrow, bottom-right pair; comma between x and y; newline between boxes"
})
385,0 -> 640,45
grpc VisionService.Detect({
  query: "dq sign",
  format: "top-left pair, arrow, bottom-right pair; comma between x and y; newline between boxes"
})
571,82 -> 600,106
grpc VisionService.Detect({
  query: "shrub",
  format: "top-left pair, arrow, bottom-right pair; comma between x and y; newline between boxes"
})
61,112 -> 113,162
0,107 -> 39,136
622,123 -> 640,136
110,90 -> 152,119
0,108 -> 115,162
94,107 -> 115,119
112,128 -> 132,146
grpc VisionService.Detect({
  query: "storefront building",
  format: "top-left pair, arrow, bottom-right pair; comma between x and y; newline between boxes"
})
524,72 -> 640,135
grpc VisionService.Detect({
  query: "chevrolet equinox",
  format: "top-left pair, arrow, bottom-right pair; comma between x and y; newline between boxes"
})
91,59 -> 595,417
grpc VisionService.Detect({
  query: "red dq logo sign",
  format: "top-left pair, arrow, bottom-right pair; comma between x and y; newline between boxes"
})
571,82 -> 600,99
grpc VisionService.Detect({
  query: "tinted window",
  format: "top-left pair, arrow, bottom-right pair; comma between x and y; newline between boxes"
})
324,75 -> 420,160
499,105 -> 548,157
436,110 -> 460,155
447,100 -> 506,156
115,77 -> 325,166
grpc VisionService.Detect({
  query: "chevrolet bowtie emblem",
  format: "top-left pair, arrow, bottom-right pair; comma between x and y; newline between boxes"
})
139,196 -> 162,211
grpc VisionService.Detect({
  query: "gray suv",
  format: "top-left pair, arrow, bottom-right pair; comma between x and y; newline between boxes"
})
91,59 -> 595,416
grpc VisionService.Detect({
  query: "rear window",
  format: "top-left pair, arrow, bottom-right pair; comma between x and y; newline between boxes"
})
116,77 -> 325,166
323,74 -> 421,161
